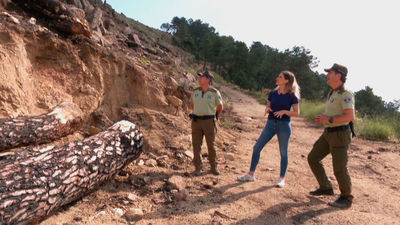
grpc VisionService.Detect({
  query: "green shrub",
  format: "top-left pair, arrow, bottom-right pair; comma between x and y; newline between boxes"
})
355,116 -> 399,141
213,72 -> 232,87
300,100 -> 325,120
244,89 -> 270,105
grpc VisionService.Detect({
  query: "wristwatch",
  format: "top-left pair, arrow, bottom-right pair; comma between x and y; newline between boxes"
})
329,116 -> 334,123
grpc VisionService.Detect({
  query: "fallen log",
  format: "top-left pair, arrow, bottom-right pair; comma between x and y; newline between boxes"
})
0,102 -> 83,151
0,120 -> 143,225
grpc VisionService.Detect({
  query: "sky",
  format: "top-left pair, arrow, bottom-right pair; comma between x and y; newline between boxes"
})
106,0 -> 399,102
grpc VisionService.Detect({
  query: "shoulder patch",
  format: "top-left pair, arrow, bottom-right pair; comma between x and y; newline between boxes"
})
344,96 -> 352,103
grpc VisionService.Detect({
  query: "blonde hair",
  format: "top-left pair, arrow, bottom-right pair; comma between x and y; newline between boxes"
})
276,71 -> 301,99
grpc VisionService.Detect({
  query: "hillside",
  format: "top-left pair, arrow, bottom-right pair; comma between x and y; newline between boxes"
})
0,1 -> 399,225
0,0 -> 217,154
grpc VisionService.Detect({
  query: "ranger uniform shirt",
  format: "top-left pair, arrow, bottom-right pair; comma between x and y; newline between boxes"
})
190,87 -> 223,116
324,87 -> 355,128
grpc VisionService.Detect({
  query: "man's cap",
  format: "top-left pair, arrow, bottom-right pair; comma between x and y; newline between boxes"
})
324,63 -> 348,76
197,70 -> 214,80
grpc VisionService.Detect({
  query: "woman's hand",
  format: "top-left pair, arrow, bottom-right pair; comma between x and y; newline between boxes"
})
273,110 -> 287,119
264,107 -> 273,116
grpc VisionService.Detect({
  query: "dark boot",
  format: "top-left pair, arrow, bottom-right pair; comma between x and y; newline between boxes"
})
328,196 -> 352,209
210,164 -> 220,175
193,166 -> 201,176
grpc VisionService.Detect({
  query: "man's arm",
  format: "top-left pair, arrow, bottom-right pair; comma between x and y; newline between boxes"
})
216,104 -> 223,115
316,109 -> 355,125
190,102 -> 194,110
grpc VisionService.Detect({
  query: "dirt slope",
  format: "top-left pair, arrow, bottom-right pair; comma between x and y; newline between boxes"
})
40,84 -> 400,225
0,1 -> 399,224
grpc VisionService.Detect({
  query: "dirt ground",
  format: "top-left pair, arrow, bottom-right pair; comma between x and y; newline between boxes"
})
41,84 -> 400,225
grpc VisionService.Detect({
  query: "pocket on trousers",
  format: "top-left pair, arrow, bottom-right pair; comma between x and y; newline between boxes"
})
329,130 -> 350,148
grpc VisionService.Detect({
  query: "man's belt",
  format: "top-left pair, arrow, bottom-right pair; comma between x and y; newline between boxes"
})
189,114 -> 215,120
325,122 -> 356,137
325,125 -> 349,132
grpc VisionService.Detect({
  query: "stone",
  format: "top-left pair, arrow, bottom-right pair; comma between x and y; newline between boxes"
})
168,175 -> 185,190
185,73 -> 196,82
173,188 -> 189,201
143,176 -> 151,184
1,12 -> 19,24
124,208 -> 144,222
184,150 -> 194,160
127,193 -> 138,201
114,208 -> 123,216
145,159 -> 157,167
224,153 -> 235,161
137,159 -> 144,166
166,95 -> 183,108
156,158 -> 168,168
28,17 -> 36,25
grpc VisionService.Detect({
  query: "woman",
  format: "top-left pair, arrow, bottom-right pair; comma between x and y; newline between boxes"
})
238,71 -> 300,187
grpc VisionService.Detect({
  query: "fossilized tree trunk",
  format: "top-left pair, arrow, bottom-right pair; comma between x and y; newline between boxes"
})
0,120 -> 143,225
0,102 -> 83,151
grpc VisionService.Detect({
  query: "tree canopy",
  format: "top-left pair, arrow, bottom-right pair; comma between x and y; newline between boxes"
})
161,17 -> 399,116
161,16 -> 329,100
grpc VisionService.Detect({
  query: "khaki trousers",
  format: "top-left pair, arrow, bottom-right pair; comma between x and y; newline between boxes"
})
308,128 -> 353,200
191,119 -> 217,168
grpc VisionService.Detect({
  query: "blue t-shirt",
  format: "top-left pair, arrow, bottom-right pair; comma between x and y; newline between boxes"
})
267,90 -> 299,121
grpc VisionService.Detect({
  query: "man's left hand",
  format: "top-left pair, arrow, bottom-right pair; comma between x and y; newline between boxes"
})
316,114 -> 329,124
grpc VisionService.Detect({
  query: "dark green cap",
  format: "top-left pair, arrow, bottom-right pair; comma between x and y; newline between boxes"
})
197,70 -> 214,80
324,63 -> 348,76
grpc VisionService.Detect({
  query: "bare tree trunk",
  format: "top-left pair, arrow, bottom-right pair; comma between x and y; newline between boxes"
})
0,102 -> 83,151
0,120 -> 143,225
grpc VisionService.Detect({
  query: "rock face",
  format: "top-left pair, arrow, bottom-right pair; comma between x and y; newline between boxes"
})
0,120 -> 143,225
14,0 -> 91,37
0,2 -> 193,124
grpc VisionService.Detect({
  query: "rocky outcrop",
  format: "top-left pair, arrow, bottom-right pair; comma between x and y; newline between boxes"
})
14,0 -> 91,37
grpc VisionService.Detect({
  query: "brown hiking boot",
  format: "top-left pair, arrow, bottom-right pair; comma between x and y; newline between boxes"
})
328,196 -> 352,209
193,167 -> 201,176
211,166 -> 220,175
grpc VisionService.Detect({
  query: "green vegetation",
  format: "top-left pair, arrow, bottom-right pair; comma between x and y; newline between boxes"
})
161,17 -> 329,100
300,100 -> 325,120
213,71 -> 235,88
159,17 -> 399,142
141,58 -> 148,65
355,117 -> 399,141
244,89 -> 270,105
300,100 -> 399,142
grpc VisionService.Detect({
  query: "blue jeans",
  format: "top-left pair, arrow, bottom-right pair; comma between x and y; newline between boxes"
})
250,119 -> 292,177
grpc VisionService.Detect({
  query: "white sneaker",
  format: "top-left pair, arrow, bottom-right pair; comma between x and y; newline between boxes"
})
237,173 -> 255,182
276,178 -> 285,188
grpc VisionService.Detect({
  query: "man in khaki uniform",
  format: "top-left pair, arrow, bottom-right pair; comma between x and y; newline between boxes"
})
190,70 -> 223,176
308,63 -> 355,209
